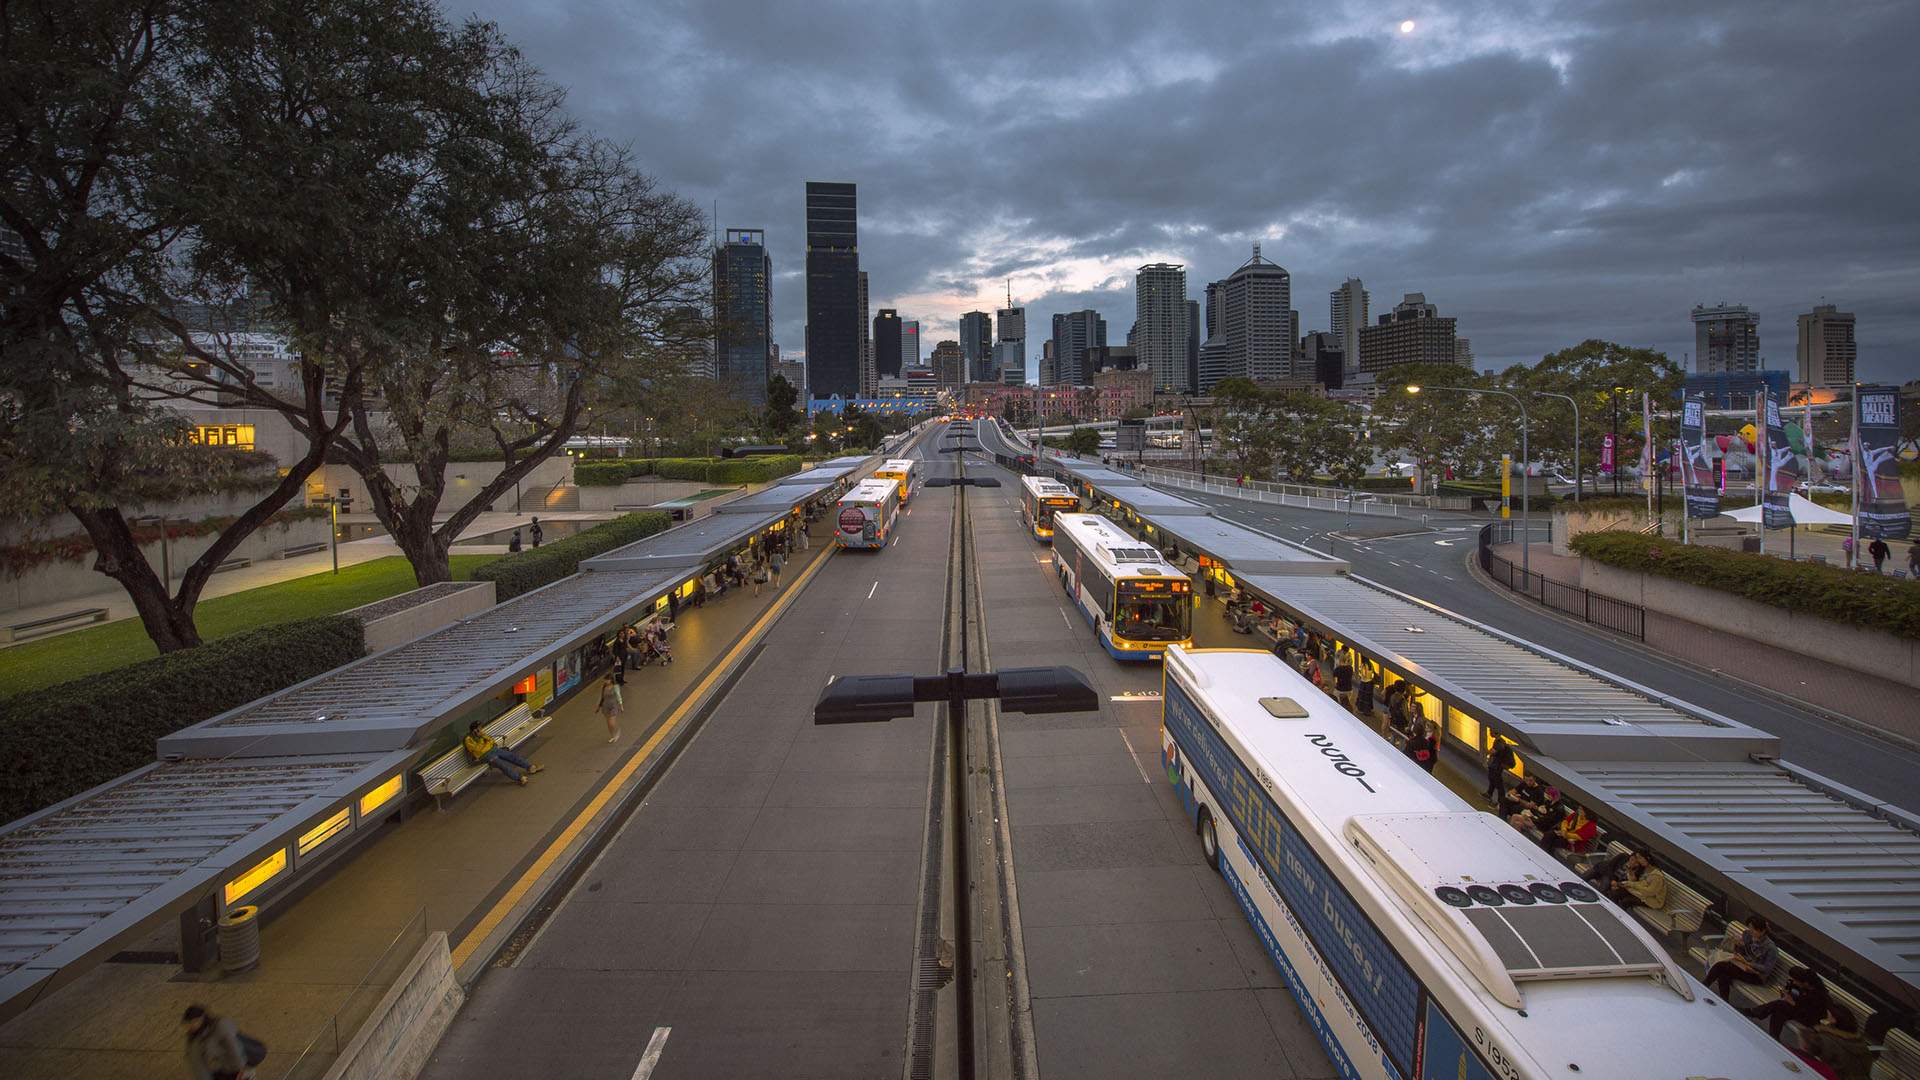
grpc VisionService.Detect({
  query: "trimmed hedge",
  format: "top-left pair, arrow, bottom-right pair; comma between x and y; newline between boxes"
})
1354,476 -> 1420,492
468,511 -> 673,600
1570,531 -> 1920,640
576,460 -> 636,486
0,615 -> 367,825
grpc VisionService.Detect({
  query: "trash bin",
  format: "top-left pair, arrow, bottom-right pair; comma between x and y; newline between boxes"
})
219,905 -> 261,974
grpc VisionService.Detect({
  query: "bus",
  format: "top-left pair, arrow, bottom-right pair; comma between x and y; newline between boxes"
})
835,478 -> 901,550
874,457 -> 918,504
1158,646 -> 1792,1080
1050,513 -> 1192,659
1019,474 -> 1080,542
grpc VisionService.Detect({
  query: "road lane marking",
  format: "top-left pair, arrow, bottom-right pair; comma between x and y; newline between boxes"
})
630,1027 -> 671,1080
1115,728 -> 1153,784
867,580 -> 879,599
449,539 -> 837,973
1059,607 -> 1074,629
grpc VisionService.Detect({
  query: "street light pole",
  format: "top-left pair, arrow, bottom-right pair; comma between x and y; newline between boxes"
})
1529,390 -> 1580,503
1611,387 -> 1624,497
1408,384 -> 1531,574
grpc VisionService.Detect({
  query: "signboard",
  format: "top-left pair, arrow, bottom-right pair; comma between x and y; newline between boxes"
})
554,648 -> 582,697
1600,433 -> 1615,476
1681,394 -> 1719,519
837,506 -> 865,532
1761,394 -> 1797,529
525,666 -> 554,712
1856,385 -> 1911,540
1499,455 -> 1511,520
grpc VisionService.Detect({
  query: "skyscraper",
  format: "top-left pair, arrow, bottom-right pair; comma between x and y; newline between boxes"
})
712,228 -> 772,406
1330,278 -> 1368,380
1192,245 -> 1291,393
872,309 -> 902,384
1050,309 -> 1107,387
804,182 -> 860,398
1134,263 -> 1190,393
996,304 -> 1026,384
1358,293 -> 1459,375
931,340 -> 965,387
1185,299 -> 1201,395
856,269 -> 872,397
1796,304 -> 1855,389
1692,303 -> 1761,374
899,320 -> 920,372
960,311 -> 993,382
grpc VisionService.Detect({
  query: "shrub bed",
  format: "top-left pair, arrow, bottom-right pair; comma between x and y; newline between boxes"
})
469,511 -> 673,600
0,615 -> 367,825
575,460 -> 636,486
1570,531 -> 1920,639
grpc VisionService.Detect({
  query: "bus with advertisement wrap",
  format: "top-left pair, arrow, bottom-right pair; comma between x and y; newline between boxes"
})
1050,512 -> 1192,659
874,458 -> 918,504
1159,645 -> 1793,1080
834,478 -> 900,550
1018,475 -> 1080,542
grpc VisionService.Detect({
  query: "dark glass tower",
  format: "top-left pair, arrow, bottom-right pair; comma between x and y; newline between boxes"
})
804,182 -> 860,399
872,309 -> 902,382
713,228 -> 772,406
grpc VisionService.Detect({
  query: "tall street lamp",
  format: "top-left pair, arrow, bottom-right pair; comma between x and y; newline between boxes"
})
1529,390 -> 1581,503
1407,384 -> 1532,574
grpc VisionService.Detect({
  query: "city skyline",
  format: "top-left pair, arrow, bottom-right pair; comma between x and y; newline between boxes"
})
469,1 -> 1919,383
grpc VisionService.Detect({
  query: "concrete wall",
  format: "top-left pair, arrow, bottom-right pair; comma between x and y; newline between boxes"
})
1,515 -> 333,616
323,931 -> 463,1080
576,477 -> 733,511
314,456 -> 574,515
356,582 -> 495,654
1579,559 -> 1920,739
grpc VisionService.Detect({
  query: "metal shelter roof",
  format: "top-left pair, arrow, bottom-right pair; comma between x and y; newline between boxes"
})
1148,517 -> 1349,575
1093,485 -> 1211,516
716,480 -> 838,516
0,750 -> 413,1021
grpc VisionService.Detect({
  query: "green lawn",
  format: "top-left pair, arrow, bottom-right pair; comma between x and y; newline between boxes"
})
0,555 -> 492,699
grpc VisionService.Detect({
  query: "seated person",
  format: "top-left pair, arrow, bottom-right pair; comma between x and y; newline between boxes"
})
1606,852 -> 1668,911
464,720 -> 543,786
1501,774 -> 1550,822
1744,967 -> 1831,1042
1704,916 -> 1779,1000
1545,804 -> 1598,854
1802,1006 -> 1872,1080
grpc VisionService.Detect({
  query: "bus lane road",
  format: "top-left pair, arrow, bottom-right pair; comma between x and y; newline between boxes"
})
969,454 -> 1336,1080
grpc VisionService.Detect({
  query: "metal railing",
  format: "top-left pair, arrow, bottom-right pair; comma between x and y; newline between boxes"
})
281,906 -> 430,1080
1477,523 -> 1645,640
1129,463 -> 1435,520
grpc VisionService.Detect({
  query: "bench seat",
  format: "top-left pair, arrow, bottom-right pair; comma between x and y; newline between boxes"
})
5,607 -> 109,641
416,704 -> 551,807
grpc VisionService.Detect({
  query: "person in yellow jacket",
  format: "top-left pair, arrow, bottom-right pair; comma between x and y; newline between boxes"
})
1606,851 -> 1668,911
465,720 -> 542,785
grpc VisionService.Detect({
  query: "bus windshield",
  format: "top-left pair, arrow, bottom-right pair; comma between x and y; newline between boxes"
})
1114,591 -> 1190,642
1038,497 -> 1076,528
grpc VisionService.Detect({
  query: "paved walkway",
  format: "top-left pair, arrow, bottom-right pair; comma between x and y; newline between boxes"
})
0,521 -> 834,1080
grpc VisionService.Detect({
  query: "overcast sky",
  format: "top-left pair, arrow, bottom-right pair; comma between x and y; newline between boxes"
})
463,0 -> 1920,383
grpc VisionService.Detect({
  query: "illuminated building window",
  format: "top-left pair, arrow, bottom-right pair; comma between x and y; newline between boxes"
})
358,774 -> 402,816
223,848 -> 288,906
297,808 -> 352,857
186,424 -> 256,451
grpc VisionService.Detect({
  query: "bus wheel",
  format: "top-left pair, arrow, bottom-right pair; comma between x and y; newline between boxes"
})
1198,808 -> 1221,874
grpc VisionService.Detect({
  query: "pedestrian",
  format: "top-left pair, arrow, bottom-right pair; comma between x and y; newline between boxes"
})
183,1004 -> 264,1080
1841,535 -> 1854,569
1354,673 -> 1375,719
667,586 -> 681,621
1868,537 -> 1890,574
529,516 -> 544,547
1909,540 -> 1920,578
464,720 -> 542,785
1405,720 -> 1439,773
1486,736 -> 1517,803
1332,656 -> 1354,708
609,629 -> 630,685
507,529 -> 522,553
770,549 -> 785,588
597,674 -> 624,743
752,556 -> 769,596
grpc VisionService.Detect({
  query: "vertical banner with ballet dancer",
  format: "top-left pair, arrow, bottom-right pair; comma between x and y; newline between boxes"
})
1682,393 -> 1718,519
1855,385 -> 1910,539
1761,392 -> 1798,529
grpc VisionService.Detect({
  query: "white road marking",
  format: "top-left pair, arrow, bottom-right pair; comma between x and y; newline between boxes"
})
630,1027 -> 672,1080
867,580 -> 879,599
1115,728 -> 1153,784
1059,607 -> 1074,629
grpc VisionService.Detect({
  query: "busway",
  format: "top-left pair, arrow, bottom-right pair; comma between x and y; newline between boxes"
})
0,440 -> 916,1024
981,420 -> 1920,1051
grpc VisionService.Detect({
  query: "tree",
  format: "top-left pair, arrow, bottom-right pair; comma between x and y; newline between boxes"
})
1211,380 -> 1370,485
841,404 -> 884,449
1064,426 -> 1101,455
1369,364 -> 1508,489
1513,340 -> 1682,492
763,374 -> 801,437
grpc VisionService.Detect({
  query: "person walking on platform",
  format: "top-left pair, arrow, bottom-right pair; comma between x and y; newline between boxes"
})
597,674 -> 624,743
1486,736 -> 1517,803
183,1004 -> 263,1080
1354,673 -> 1375,719
770,549 -> 785,588
610,630 -> 630,685
1331,657 -> 1355,709
1868,537 -> 1889,574
465,720 -> 542,785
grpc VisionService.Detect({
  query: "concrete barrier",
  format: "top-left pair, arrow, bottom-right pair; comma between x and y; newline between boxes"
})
323,931 -> 463,1080
353,581 -> 496,654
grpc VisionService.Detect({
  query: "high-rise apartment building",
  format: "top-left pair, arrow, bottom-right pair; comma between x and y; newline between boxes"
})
1454,337 -> 1475,368
856,270 -> 872,397
1135,263 -> 1190,393
804,182 -> 860,398
931,340 -> 965,387
1301,331 -> 1345,389
1692,303 -> 1761,374
899,320 -> 920,372
996,305 -> 1027,384
712,228 -> 772,406
1039,340 -> 1058,386
960,311 -> 993,382
1330,278 -> 1368,380
1358,293 -> 1459,375
872,309 -> 902,384
1050,309 -> 1107,387
1795,304 -> 1855,389
1192,245 -> 1291,393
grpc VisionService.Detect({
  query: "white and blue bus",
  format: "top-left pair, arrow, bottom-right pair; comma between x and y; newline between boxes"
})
874,457 -> 918,504
835,478 -> 900,550
1159,646 -> 1794,1080
1018,474 -> 1080,542
1051,512 -> 1192,660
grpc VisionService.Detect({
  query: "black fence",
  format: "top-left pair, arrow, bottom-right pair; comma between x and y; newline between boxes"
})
1477,523 -> 1646,640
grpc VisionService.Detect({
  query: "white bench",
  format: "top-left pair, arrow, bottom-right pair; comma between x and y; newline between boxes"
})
5,606 -> 108,641
213,556 -> 253,573
1874,1029 -> 1920,1080
278,542 -> 327,559
416,704 -> 551,808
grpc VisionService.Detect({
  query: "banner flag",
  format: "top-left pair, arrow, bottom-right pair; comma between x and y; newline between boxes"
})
1761,392 -> 1797,529
1856,384 -> 1911,539
1681,393 -> 1719,519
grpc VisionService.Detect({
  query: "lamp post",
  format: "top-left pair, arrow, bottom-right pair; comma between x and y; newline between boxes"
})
1609,386 -> 1630,497
1529,390 -> 1581,502
1408,384 -> 1531,573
